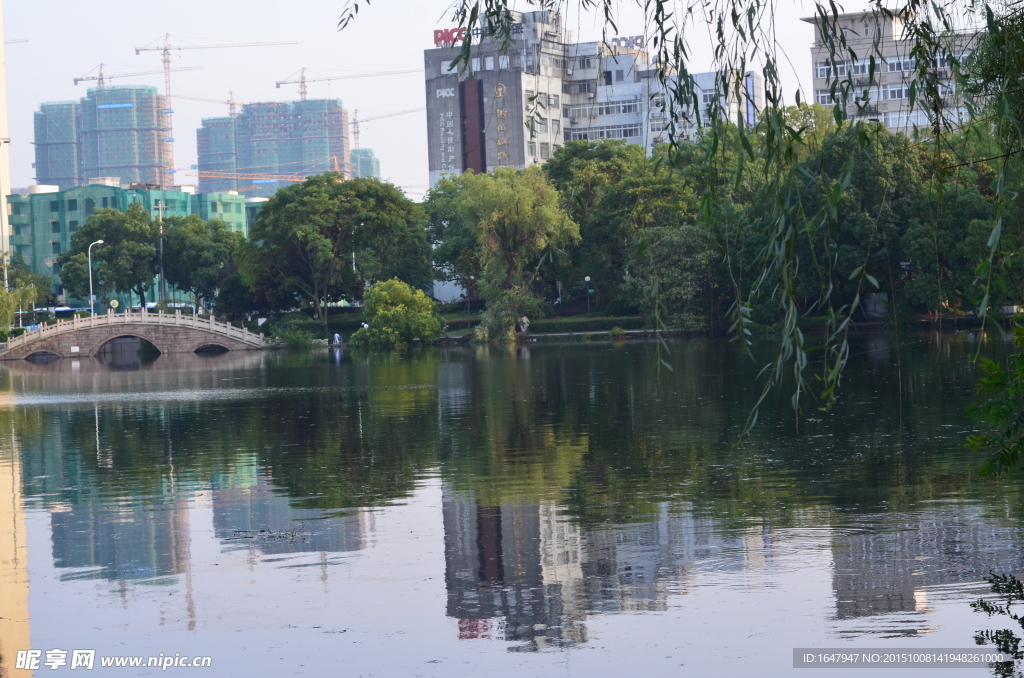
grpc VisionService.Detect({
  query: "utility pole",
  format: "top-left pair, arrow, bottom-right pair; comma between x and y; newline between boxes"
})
154,201 -> 167,303
0,1 -> 12,291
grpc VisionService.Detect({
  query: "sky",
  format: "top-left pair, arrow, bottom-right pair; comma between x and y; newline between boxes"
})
3,0 -> 832,201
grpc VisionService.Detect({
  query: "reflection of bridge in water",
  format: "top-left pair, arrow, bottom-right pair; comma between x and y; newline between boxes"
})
0,311 -> 265,361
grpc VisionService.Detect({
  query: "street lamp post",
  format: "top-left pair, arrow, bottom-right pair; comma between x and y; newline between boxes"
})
584,276 -> 591,316
88,239 -> 104,316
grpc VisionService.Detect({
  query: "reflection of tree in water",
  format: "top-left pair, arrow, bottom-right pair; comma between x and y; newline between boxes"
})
7,335 -> 1024,644
973,574 -> 1024,677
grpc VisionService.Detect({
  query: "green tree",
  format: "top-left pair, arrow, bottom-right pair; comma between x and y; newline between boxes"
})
968,326 -> 1024,476
902,183 -> 995,316
349,278 -> 444,349
458,166 -> 579,341
543,140 -> 694,310
238,174 -> 430,323
425,174 -> 480,297
56,203 -> 157,306
163,215 -> 244,310
620,225 -> 714,329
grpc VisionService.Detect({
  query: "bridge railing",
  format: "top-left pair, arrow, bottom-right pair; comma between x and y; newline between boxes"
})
1,310 -> 265,353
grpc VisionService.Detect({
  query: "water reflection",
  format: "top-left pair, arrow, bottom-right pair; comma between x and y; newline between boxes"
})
2,334 -> 1024,674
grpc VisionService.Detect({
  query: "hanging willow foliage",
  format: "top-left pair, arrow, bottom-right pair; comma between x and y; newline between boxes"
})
339,0 -> 1020,429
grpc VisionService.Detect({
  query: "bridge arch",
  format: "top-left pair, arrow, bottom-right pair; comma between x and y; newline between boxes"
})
92,334 -> 166,357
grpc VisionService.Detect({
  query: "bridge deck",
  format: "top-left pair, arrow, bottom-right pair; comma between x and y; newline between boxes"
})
0,311 -> 265,360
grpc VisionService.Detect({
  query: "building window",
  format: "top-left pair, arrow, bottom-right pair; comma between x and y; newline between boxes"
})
565,123 -> 642,141
615,69 -> 624,82
702,92 -> 717,106
110,197 -> 117,209
528,141 -> 537,156
816,61 -> 848,79
484,56 -> 495,70
236,203 -> 242,213
441,60 -> 453,73
540,143 -> 550,159
211,201 -> 218,212
49,200 -> 59,212
51,242 -> 61,254
499,55 -> 509,69
67,199 -> 77,211
887,57 -> 914,72
884,83 -> 908,100
603,71 -> 613,86
51,220 -> 60,233
69,220 -> 78,232
850,59 -> 870,76
102,197 -> 108,208
536,117 -> 548,132
576,57 -> 593,69
471,57 -> 481,71
815,89 -> 835,105
552,119 -> 560,133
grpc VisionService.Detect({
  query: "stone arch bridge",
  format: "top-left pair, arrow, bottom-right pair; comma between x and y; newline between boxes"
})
0,311 -> 266,361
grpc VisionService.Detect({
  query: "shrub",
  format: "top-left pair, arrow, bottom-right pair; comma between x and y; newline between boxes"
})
272,326 -> 316,348
10,327 -> 27,338
350,278 -> 444,350
610,326 -> 628,340
0,328 -> 8,342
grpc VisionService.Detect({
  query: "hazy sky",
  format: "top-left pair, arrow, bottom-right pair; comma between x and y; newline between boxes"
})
4,0 -> 828,201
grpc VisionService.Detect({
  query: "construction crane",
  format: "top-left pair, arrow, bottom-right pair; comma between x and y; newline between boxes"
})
275,67 -> 422,101
175,91 -> 246,116
135,34 -> 297,187
351,107 -> 425,149
74,63 -> 202,88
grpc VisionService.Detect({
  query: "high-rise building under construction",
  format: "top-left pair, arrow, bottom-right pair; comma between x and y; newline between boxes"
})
197,98 -> 349,197
33,85 -> 169,189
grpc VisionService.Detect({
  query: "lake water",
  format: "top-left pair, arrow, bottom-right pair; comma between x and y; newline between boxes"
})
1,334 -> 1023,677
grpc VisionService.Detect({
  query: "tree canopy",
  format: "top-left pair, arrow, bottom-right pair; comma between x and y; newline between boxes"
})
238,174 -> 431,323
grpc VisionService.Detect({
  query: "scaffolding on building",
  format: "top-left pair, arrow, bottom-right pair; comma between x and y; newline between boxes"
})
79,85 -> 168,187
196,98 -> 349,196
33,102 -> 80,190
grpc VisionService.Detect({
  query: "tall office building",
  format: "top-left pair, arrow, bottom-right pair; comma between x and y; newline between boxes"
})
33,85 -> 170,188
197,99 -> 350,198
802,11 -> 973,133
33,101 -> 80,190
423,10 -> 763,187
350,148 -> 380,178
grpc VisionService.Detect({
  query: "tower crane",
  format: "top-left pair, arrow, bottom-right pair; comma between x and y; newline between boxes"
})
351,107 -> 425,149
74,63 -> 202,88
175,91 -> 246,116
275,67 -> 422,101
134,34 -> 297,187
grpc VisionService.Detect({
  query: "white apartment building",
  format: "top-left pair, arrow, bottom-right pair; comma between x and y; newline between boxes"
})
424,11 -> 764,187
802,11 -> 975,132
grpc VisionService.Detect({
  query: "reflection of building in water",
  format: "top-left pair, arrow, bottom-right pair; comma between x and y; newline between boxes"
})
443,485 -> 743,650
50,494 -> 191,581
0,444 -> 31,678
831,507 -> 1024,619
211,460 -> 365,555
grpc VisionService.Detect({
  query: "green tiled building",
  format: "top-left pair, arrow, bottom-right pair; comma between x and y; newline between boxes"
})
8,182 -> 248,301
